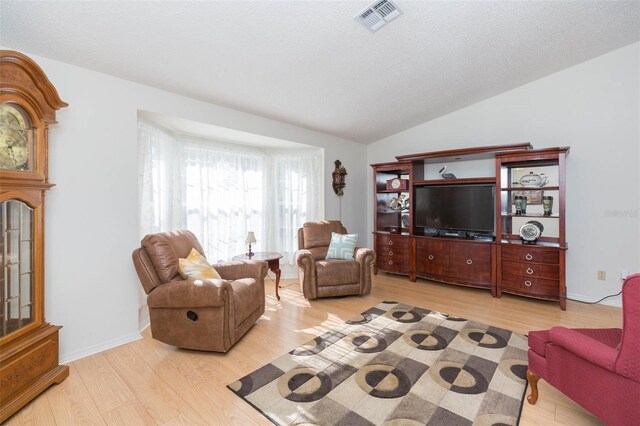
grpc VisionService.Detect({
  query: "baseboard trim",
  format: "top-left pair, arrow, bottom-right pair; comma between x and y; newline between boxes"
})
280,272 -> 297,279
567,292 -> 622,308
60,332 -> 143,364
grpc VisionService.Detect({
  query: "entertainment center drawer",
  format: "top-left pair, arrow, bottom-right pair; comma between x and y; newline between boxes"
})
377,249 -> 409,262
502,273 -> 559,298
376,234 -> 409,272
376,234 -> 409,249
377,257 -> 408,272
501,245 -> 559,264
415,238 -> 449,276
501,260 -> 559,279
449,241 -> 492,283
376,242 -> 410,259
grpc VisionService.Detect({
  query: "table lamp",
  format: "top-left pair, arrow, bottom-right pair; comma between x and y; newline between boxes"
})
246,231 -> 256,258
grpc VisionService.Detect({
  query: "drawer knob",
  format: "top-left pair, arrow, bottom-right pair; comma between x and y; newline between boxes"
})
524,280 -> 532,287
388,241 -> 393,246
466,259 -> 473,265
428,255 -> 434,260
389,251 -> 393,256
526,268 -> 534,275
525,253 -> 533,261
388,260 -> 393,265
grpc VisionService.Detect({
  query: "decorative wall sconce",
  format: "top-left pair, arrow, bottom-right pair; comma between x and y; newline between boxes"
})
332,160 -> 347,196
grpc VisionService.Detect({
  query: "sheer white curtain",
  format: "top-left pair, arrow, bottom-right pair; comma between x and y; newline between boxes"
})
182,138 -> 265,263
138,121 -> 322,265
138,122 -> 184,237
264,151 -> 323,264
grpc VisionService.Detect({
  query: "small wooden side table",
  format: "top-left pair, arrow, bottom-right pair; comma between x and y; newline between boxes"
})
232,252 -> 283,300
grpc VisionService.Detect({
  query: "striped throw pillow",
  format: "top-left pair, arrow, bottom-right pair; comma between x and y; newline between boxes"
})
325,232 -> 358,260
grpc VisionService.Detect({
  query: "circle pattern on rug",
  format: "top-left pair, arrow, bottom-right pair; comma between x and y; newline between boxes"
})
347,313 -> 374,325
384,309 -> 422,323
498,358 -> 528,384
459,328 -> 508,349
383,419 -> 423,426
403,329 -> 448,351
277,367 -> 333,402
290,336 -> 326,356
473,413 -> 517,426
356,364 -> 412,398
443,314 -> 467,322
428,361 -> 488,394
349,332 -> 388,353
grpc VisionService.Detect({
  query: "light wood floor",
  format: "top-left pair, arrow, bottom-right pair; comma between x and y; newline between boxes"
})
8,273 -> 620,426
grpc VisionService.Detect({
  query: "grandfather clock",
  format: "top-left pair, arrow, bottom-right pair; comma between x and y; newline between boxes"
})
0,50 -> 68,421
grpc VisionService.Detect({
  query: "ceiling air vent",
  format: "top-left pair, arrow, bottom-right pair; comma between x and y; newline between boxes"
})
355,0 -> 402,32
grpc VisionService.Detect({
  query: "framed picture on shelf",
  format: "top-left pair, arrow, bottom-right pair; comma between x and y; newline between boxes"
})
512,190 -> 543,205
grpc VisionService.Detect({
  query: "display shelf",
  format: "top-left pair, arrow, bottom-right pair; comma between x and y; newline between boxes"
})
496,147 -> 569,310
377,189 -> 410,193
499,238 -> 565,248
500,213 -> 559,218
500,186 -> 560,191
414,177 -> 496,186
372,162 -> 414,275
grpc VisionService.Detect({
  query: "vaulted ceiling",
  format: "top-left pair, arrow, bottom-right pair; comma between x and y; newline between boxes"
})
2,1 -> 638,143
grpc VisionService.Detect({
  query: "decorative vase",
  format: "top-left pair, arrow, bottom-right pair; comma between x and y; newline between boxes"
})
543,196 -> 554,216
515,195 -> 528,215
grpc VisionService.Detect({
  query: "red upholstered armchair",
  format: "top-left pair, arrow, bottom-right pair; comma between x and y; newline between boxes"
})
526,273 -> 640,425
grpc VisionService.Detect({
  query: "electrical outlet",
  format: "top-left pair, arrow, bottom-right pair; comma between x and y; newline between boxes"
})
597,271 -> 606,281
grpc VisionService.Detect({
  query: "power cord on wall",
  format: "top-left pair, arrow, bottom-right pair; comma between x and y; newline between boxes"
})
568,275 -> 628,305
568,290 -> 622,305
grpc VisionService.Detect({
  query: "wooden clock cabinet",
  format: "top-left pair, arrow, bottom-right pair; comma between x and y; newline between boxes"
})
0,50 -> 69,422
372,143 -> 569,309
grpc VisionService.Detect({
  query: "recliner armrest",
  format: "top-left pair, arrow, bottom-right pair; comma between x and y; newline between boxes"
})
296,249 -> 315,268
214,260 -> 268,282
355,247 -> 375,265
296,249 -> 317,299
147,279 -> 231,309
549,326 -> 619,371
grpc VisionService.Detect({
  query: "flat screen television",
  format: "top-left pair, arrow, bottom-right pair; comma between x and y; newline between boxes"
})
415,184 -> 495,234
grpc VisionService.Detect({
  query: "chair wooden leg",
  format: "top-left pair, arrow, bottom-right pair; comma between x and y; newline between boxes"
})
527,368 -> 540,405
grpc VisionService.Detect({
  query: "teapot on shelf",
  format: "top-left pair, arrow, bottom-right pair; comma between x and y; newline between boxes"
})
518,171 -> 549,188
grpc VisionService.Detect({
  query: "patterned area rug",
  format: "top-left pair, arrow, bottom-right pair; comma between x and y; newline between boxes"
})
228,301 -> 529,425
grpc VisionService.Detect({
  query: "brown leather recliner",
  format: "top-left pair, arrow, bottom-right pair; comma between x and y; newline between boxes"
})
132,230 -> 268,352
295,220 -> 376,299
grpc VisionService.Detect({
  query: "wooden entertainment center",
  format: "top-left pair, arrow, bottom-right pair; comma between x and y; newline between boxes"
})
372,143 -> 569,309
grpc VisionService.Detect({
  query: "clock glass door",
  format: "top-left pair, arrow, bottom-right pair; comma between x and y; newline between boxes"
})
0,199 -> 35,338
0,103 -> 35,172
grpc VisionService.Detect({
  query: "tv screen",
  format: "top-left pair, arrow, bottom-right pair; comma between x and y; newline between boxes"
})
415,185 -> 495,233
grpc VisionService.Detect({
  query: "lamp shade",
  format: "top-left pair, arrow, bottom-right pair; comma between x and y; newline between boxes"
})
245,231 -> 257,244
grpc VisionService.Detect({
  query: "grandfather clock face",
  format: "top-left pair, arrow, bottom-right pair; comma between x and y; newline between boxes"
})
0,103 -> 33,171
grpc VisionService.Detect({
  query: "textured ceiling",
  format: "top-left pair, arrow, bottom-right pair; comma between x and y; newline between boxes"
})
1,1 -> 639,143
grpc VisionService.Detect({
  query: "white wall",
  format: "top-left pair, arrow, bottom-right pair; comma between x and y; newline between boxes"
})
9,49 -> 367,363
368,42 -> 640,306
